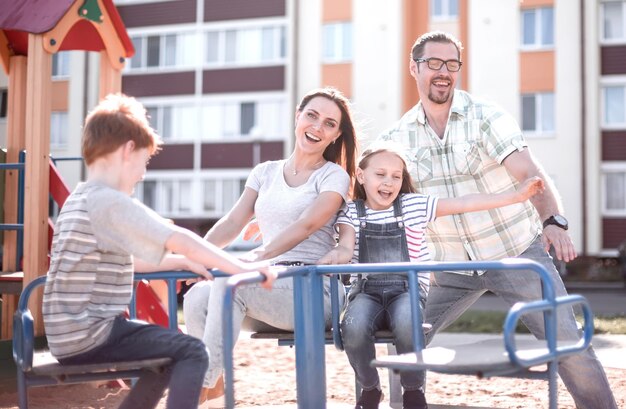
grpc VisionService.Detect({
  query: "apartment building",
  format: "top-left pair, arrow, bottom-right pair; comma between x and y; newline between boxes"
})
1,0 -> 624,255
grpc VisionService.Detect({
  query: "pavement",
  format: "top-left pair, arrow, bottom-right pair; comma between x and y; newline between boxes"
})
471,283 -> 626,316
461,285 -> 626,370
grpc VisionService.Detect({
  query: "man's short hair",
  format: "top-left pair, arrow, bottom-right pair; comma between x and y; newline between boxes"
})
411,31 -> 463,60
82,93 -> 162,165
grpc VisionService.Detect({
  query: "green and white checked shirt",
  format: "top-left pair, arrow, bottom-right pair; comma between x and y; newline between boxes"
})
379,90 -> 541,272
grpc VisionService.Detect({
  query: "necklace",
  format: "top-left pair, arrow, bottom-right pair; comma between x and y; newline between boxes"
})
290,158 -> 325,175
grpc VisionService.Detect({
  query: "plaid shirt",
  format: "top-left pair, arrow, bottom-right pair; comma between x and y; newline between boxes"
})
379,90 -> 541,272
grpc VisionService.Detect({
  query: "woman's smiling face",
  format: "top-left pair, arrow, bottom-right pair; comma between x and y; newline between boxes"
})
293,96 -> 342,154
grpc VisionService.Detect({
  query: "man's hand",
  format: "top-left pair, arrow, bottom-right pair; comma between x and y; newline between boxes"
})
542,225 -> 577,263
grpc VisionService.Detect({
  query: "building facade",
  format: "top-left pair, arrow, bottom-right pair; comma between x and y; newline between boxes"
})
1,0 -> 624,255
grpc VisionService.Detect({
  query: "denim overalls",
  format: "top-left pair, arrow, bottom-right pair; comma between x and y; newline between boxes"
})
340,197 -> 426,391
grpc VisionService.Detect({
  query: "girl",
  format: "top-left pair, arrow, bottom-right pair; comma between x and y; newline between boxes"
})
319,143 -> 544,409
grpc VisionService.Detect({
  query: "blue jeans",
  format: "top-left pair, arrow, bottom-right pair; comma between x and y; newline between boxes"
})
423,236 -> 617,409
341,278 -> 427,392
59,316 -> 208,409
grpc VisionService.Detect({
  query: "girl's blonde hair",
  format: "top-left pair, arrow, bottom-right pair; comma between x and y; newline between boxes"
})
353,142 -> 416,200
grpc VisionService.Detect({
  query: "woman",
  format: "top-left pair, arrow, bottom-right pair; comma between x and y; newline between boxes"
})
183,87 -> 358,407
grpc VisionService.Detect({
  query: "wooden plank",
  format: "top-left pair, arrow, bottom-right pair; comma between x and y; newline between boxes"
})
32,352 -> 172,377
23,33 -> 52,336
1,55 -> 27,340
99,50 -> 122,99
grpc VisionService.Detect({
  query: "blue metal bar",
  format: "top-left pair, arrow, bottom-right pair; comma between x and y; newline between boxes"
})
406,269 -> 424,352
0,163 -> 25,170
329,275 -> 343,350
17,150 -> 25,271
0,224 -> 24,230
222,267 -> 309,409
293,266 -> 327,408
50,156 -> 83,164
129,270 -> 226,330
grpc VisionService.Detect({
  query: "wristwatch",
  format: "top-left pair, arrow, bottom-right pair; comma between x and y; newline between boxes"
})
543,215 -> 568,231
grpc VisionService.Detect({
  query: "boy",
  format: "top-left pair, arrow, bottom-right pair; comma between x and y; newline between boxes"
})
42,93 -> 277,409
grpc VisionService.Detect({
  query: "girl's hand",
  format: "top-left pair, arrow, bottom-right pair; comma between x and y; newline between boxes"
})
317,249 -> 339,265
517,176 -> 545,200
239,246 -> 266,262
243,220 -> 263,242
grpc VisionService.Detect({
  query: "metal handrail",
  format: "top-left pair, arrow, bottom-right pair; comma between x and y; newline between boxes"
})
0,151 -> 26,270
221,258 -> 590,409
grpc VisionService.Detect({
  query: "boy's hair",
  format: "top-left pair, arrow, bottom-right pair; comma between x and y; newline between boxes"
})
411,31 -> 463,61
353,142 -> 417,201
297,87 -> 358,184
82,93 -> 162,165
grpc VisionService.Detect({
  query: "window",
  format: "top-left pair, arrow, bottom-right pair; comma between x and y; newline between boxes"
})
240,102 -> 255,135
52,52 -> 70,78
603,85 -> 626,126
201,99 -> 287,141
205,26 -> 285,67
431,0 -> 458,20
141,180 -> 157,209
603,171 -> 626,215
203,178 -> 246,213
50,112 -> 69,148
136,179 -> 194,216
0,88 -> 7,119
602,1 -> 626,43
146,104 -> 197,142
128,32 -> 199,71
521,93 -> 555,134
322,22 -> 352,63
521,7 -> 554,48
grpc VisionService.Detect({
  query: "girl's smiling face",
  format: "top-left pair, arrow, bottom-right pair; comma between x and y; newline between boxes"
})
357,151 -> 406,210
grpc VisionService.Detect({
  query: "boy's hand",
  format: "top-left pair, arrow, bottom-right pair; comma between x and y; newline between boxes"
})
518,176 -> 545,200
185,258 -> 213,280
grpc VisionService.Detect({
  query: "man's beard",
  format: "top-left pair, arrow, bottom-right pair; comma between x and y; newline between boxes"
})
428,89 -> 451,104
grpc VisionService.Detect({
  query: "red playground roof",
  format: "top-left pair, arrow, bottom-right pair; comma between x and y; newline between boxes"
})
0,0 -> 134,57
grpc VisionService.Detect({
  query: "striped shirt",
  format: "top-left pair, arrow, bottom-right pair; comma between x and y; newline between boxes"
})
336,193 -> 438,289
379,90 -> 541,272
42,181 -> 173,359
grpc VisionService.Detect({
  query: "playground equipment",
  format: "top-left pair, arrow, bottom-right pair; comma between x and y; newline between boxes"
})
0,0 -> 134,339
222,260 -> 594,409
12,270 -> 221,409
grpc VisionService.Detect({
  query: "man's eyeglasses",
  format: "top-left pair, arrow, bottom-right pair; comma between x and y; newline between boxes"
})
414,57 -> 462,72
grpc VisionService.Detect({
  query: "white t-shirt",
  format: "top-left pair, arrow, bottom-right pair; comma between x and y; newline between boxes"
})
247,159 -> 350,264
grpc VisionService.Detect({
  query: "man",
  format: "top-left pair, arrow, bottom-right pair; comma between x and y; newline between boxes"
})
379,31 -> 617,409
